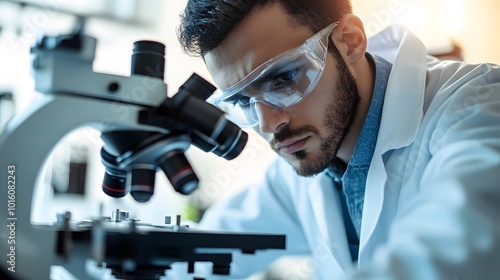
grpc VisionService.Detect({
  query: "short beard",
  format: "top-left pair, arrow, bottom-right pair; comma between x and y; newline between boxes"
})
272,48 -> 360,177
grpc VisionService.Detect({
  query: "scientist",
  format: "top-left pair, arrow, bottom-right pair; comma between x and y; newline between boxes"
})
177,0 -> 500,279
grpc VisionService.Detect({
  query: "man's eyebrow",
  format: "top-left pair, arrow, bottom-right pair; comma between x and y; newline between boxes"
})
223,93 -> 244,101
254,58 -> 303,84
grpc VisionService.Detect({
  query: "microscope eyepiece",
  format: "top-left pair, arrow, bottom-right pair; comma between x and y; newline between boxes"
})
171,74 -> 248,160
131,40 -> 165,80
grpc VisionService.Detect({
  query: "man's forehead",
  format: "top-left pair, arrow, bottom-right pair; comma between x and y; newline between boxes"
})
203,3 -> 313,90
204,45 -> 256,90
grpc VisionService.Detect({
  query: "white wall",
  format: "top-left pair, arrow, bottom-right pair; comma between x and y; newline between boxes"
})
352,0 -> 500,63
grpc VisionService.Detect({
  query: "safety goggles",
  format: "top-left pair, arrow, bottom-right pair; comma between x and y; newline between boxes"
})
206,22 -> 339,128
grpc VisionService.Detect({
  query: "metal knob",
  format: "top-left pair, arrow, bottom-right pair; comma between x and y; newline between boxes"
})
111,209 -> 129,222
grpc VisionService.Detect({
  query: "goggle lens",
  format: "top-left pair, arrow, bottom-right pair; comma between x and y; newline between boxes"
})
207,22 -> 339,127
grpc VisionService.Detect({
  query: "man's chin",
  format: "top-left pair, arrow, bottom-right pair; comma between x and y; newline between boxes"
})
281,151 -> 327,177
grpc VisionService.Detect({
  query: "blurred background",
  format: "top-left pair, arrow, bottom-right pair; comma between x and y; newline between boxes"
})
0,0 -> 499,278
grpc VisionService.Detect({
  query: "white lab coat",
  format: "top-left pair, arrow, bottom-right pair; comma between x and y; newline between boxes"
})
198,25 -> 500,280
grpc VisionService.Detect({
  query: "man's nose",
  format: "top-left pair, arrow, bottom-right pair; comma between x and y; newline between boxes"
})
254,102 -> 290,134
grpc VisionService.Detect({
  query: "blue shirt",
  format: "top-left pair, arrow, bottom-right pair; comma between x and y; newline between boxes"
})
326,53 -> 392,261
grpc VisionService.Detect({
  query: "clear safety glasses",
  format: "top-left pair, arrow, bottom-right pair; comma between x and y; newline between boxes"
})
206,22 -> 339,128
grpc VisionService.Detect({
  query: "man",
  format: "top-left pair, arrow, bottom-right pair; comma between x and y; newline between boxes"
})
177,0 -> 500,279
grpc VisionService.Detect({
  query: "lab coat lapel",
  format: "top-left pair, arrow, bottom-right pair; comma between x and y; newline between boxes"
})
307,174 -> 352,271
360,26 -> 427,253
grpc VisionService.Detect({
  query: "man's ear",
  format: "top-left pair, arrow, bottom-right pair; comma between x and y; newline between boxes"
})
332,14 -> 367,64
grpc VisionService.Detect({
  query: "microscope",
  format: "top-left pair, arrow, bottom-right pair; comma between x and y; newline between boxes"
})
0,26 -> 285,279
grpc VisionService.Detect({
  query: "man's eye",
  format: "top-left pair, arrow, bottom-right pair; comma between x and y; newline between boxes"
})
229,96 -> 251,107
270,69 -> 298,90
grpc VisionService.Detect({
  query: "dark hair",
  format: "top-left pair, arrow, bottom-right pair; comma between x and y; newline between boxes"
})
178,0 -> 352,57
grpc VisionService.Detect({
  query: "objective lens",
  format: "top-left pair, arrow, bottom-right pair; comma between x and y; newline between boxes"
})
130,165 -> 157,203
102,170 -> 128,198
160,150 -> 199,195
101,148 -> 128,198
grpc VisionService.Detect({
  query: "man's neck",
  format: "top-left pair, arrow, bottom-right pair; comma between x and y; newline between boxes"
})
336,53 -> 376,163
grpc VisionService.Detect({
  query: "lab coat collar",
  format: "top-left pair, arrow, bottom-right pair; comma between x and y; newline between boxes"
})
367,24 -> 427,153
360,25 -> 427,253
306,25 -> 428,270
